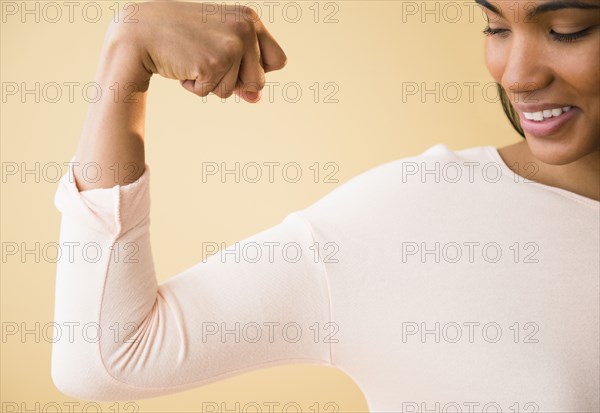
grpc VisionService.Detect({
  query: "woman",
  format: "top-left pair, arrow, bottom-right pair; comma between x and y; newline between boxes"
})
51,1 -> 600,411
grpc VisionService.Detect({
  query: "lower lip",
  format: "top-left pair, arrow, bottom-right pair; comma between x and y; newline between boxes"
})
519,107 -> 578,137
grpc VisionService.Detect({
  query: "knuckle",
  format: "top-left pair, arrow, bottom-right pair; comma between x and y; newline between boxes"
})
271,54 -> 288,71
280,54 -> 288,68
241,6 -> 259,22
250,77 -> 266,91
228,18 -> 254,38
206,54 -> 230,74
191,68 -> 210,83
220,36 -> 245,59
262,48 -> 287,72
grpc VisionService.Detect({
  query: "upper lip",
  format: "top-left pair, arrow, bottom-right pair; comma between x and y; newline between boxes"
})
514,103 -> 575,113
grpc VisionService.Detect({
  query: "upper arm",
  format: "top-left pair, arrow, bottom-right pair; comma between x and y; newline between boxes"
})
52,162 -> 332,401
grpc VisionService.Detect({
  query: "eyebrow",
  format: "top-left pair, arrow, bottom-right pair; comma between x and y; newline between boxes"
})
475,0 -> 600,20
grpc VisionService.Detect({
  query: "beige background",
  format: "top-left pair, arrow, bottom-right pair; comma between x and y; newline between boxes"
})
1,1 -> 521,411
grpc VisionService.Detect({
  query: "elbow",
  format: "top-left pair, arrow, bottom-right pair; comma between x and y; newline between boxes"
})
51,353 -> 105,401
50,342 -> 120,401
51,360 -> 85,400
50,339 -> 165,402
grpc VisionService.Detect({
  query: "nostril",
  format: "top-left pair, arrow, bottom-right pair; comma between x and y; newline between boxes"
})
507,81 -> 540,94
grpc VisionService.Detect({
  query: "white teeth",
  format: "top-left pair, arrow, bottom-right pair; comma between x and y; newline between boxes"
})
523,106 -> 572,122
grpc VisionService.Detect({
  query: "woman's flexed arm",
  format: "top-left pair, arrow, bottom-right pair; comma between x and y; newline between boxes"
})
73,1 -> 287,190
51,2 -> 334,401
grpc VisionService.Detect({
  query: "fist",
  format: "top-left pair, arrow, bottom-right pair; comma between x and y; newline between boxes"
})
109,1 -> 288,102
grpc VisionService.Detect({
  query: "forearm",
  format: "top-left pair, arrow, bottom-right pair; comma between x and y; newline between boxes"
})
73,26 -> 152,190
70,0 -> 286,191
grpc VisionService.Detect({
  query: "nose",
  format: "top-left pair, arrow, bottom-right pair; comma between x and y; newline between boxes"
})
500,34 -> 554,104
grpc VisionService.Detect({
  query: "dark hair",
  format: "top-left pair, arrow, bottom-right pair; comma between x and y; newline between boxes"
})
497,83 -> 525,138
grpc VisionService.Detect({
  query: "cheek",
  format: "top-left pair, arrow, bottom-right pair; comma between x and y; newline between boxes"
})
556,45 -> 600,93
580,48 -> 600,102
554,43 -> 600,123
559,44 -> 600,144
484,40 -> 506,84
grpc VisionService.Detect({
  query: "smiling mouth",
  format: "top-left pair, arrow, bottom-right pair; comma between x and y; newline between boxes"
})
522,106 -> 572,122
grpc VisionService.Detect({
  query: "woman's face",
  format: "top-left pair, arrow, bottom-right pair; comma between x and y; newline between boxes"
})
480,0 -> 600,165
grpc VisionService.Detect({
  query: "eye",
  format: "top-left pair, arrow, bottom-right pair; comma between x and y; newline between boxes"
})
550,28 -> 591,43
482,26 -> 510,38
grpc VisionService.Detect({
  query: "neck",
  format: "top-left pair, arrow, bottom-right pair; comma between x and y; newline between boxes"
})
498,141 -> 600,202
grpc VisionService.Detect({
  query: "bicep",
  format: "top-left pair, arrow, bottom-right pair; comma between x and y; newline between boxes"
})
52,164 -> 332,401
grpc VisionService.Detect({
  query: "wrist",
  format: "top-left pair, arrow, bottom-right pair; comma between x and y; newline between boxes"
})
99,22 -> 153,92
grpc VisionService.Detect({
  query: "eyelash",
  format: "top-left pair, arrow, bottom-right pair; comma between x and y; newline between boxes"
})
482,26 -> 591,43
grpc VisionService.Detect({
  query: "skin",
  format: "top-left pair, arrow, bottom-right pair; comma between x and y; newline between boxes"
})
74,0 -> 599,202
72,1 -> 286,190
481,0 -> 600,200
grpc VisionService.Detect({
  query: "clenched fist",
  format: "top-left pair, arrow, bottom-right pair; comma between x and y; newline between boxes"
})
108,1 -> 288,102
74,1 -> 288,189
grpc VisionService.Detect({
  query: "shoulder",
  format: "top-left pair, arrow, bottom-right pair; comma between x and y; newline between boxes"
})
299,143 -> 499,213
364,143 -> 498,182
294,143 -> 510,241
326,143 -> 499,188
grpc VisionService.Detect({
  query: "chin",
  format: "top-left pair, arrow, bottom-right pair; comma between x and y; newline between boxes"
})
524,130 -> 600,166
